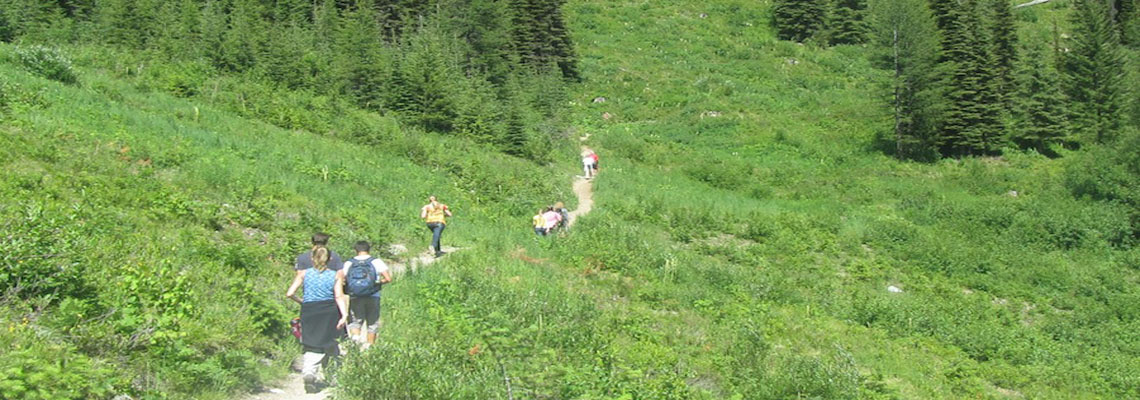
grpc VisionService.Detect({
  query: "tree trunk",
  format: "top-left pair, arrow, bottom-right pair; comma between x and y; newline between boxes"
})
893,28 -> 903,158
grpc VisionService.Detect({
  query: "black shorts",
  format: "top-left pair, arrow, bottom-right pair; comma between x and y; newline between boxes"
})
348,296 -> 381,333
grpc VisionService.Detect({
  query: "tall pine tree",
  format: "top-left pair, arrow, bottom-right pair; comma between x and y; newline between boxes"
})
932,0 -> 1005,156
773,0 -> 830,42
509,0 -> 579,80
829,0 -> 870,45
1063,0 -> 1128,144
870,0 -> 944,160
988,0 -> 1018,109
333,2 -> 392,109
1013,47 -> 1070,155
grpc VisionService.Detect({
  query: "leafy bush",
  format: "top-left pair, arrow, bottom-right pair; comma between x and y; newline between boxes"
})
0,304 -> 121,399
1065,137 -> 1140,242
14,45 -> 77,84
0,202 -> 90,300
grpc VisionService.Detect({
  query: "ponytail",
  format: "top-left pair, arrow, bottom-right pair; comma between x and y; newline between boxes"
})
312,245 -> 330,272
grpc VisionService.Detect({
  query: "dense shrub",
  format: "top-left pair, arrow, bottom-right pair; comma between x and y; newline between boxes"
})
0,202 -> 90,300
1065,137 -> 1140,241
0,309 -> 120,400
14,45 -> 77,84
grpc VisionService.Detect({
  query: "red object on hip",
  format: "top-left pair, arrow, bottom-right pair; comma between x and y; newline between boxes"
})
290,317 -> 302,340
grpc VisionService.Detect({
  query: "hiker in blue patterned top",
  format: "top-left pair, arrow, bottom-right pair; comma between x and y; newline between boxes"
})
286,232 -> 348,393
339,240 -> 391,349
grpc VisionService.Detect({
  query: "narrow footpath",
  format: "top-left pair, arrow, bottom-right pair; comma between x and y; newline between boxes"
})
242,145 -> 596,400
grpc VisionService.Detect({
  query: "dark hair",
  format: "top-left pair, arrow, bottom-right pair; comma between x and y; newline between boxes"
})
311,232 -> 331,246
354,241 -> 371,253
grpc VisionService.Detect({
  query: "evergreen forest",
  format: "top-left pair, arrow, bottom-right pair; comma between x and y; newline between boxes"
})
0,0 -> 1138,398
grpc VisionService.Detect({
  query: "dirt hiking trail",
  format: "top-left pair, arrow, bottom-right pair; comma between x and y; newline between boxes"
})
569,140 -> 596,226
568,175 -> 593,226
243,143 -> 596,399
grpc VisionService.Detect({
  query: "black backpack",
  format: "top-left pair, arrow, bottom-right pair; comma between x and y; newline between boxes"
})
345,258 -> 380,298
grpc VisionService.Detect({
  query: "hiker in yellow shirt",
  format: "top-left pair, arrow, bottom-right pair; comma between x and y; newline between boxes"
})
420,196 -> 452,257
533,210 -> 547,236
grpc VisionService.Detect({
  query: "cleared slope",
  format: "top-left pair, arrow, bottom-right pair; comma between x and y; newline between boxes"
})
560,0 -> 1139,398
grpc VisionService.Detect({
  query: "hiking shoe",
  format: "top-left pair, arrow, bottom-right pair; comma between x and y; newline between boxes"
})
434,251 -> 446,258
303,374 -> 318,393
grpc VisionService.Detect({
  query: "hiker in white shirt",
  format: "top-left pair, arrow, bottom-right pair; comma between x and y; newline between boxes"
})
338,240 -> 392,348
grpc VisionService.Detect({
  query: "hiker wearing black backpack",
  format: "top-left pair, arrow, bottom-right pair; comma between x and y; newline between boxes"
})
340,240 -> 391,348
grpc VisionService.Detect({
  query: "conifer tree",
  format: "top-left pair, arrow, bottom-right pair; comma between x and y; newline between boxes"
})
1113,0 -> 1137,45
1013,47 -> 1070,155
372,0 -> 435,39
199,0 -> 229,70
388,22 -> 463,132
988,0 -> 1018,109
333,3 -> 392,110
1063,0 -> 1128,144
870,0 -> 944,160
260,23 -> 322,90
96,0 -> 149,47
0,7 -> 13,42
829,0 -> 870,45
933,0 -> 1005,156
509,0 -> 579,80
55,0 -> 94,19
217,0 -> 266,72
152,0 -> 202,60
1,0 -> 63,40
773,0 -> 830,42
438,0 -> 516,84
272,0 -> 314,24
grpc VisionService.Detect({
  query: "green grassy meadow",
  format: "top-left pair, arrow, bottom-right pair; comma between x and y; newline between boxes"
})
1,0 -> 1138,399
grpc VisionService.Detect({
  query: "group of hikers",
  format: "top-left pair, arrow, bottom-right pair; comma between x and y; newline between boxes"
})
285,151 -> 596,392
533,202 -> 570,236
286,232 -> 387,393
284,196 -> 454,393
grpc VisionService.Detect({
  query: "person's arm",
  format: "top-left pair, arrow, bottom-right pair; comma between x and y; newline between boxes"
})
420,205 -> 428,219
285,270 -> 305,304
334,270 -> 349,329
443,205 -> 453,217
374,260 -> 392,284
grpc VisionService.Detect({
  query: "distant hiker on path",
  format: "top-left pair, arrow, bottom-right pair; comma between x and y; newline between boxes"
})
581,150 -> 596,179
421,195 -> 452,257
590,150 -> 599,173
285,233 -> 349,393
341,240 -> 391,349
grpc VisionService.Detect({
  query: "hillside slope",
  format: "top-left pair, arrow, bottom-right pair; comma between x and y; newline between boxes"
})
1,0 -> 1137,399
0,41 -> 573,399
554,0 -> 1139,398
